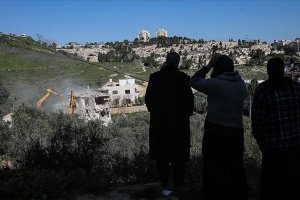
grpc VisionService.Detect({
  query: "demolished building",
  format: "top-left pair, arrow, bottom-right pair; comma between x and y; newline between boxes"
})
2,112 -> 13,127
70,89 -> 111,125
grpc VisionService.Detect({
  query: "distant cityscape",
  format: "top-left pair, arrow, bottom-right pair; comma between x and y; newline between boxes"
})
56,29 -> 299,69
2,29 -> 299,69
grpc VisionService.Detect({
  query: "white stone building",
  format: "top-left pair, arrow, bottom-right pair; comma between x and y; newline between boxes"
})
138,30 -> 150,42
156,29 -> 168,37
101,79 -> 140,106
20,34 -> 27,38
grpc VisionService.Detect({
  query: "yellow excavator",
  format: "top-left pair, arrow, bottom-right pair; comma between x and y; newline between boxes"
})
69,90 -> 76,114
37,88 -> 64,109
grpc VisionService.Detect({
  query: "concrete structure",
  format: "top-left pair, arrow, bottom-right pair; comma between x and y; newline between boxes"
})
71,89 -> 111,125
156,29 -> 168,37
2,113 -> 13,127
20,34 -> 27,38
250,43 -> 272,55
273,39 -> 291,48
101,79 -> 140,107
138,30 -> 150,42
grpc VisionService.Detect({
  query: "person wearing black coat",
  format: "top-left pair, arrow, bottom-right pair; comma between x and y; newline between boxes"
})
145,52 -> 194,194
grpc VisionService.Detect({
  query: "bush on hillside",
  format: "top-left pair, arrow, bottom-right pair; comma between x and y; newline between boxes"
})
0,107 -> 155,198
0,106 -> 262,199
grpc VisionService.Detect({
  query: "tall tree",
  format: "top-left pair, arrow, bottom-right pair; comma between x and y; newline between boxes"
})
238,39 -> 242,46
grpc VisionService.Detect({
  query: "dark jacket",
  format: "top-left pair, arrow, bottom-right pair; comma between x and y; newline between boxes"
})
145,66 -> 194,161
190,68 -> 247,129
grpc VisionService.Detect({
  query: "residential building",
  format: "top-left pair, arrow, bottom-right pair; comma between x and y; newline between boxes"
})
138,30 -> 150,42
290,38 -> 300,52
20,34 -> 27,38
156,29 -> 168,37
101,79 -> 140,106
273,39 -> 291,49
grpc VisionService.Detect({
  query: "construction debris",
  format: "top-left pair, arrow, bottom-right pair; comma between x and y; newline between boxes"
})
2,112 -> 13,127
70,89 -> 111,125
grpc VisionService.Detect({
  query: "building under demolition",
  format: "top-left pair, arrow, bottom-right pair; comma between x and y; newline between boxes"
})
70,89 -> 111,125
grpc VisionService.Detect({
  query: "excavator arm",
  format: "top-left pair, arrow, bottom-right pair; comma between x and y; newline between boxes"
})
37,88 -> 63,109
69,90 -> 76,114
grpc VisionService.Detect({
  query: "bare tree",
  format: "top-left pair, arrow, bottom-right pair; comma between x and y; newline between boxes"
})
36,33 -> 56,47
36,33 -> 44,44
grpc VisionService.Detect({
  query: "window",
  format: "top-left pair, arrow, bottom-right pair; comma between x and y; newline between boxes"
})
125,90 -> 130,94
113,90 -> 118,94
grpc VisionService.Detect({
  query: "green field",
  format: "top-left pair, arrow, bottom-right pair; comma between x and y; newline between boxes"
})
0,39 -> 157,115
0,47 -> 156,85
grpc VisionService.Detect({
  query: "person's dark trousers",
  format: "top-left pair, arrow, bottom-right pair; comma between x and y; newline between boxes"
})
156,161 -> 185,188
202,122 -> 248,200
260,146 -> 300,200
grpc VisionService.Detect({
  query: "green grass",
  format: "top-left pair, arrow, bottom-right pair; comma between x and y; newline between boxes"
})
0,34 -> 45,50
0,54 -> 45,70
0,41 -> 157,115
98,62 -> 157,82
0,47 -> 156,86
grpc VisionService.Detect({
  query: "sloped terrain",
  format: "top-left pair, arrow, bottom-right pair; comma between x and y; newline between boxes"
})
0,35 -> 155,115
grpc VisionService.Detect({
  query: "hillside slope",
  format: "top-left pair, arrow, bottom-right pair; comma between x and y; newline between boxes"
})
0,35 -> 155,115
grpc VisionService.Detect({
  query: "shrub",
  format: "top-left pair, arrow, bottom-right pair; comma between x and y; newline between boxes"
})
0,107 -> 262,199
0,107 -> 155,198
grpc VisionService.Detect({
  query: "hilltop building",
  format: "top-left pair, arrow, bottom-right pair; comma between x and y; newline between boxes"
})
156,29 -> 168,37
20,34 -> 27,38
138,30 -> 150,42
